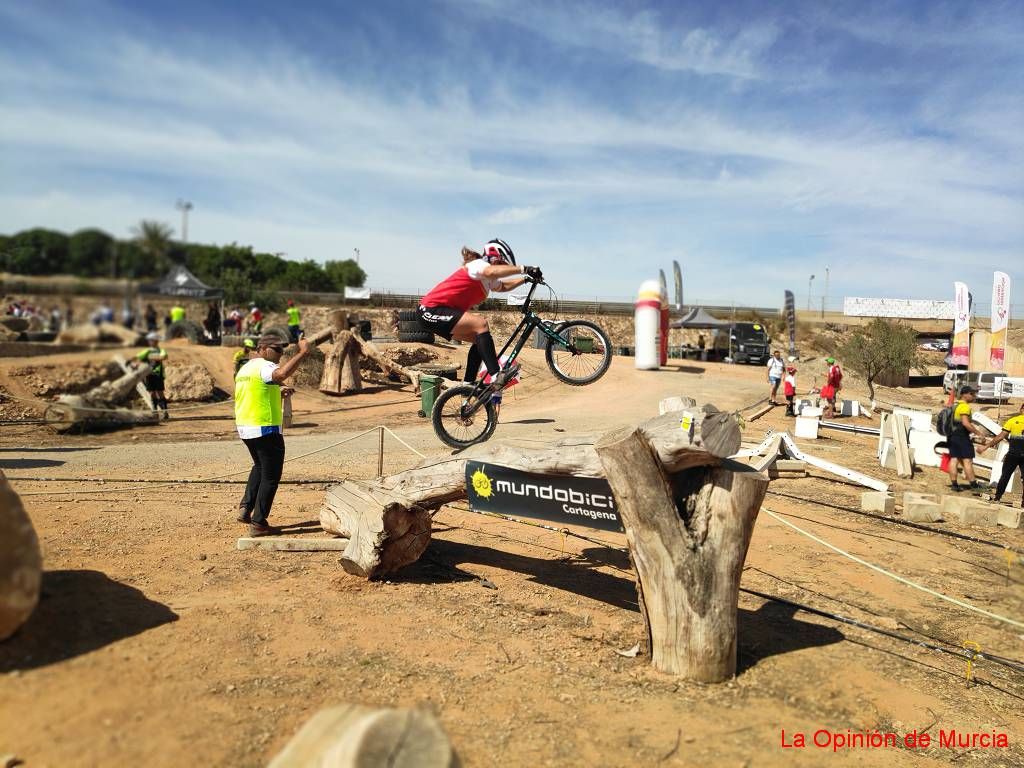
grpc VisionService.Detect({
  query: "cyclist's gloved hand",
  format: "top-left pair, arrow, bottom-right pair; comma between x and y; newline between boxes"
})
523,265 -> 543,281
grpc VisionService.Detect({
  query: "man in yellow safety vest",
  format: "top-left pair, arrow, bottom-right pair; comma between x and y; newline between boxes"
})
170,304 -> 186,323
234,334 -> 311,535
286,299 -> 302,343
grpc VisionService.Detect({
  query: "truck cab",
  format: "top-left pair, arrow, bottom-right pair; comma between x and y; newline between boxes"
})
729,322 -> 770,365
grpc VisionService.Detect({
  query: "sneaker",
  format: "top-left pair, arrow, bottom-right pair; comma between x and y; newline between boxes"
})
236,508 -> 251,523
950,484 -> 964,493
490,362 -> 521,391
248,521 -> 279,537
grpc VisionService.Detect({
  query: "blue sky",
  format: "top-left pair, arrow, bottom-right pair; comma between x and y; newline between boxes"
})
1,0 -> 1022,309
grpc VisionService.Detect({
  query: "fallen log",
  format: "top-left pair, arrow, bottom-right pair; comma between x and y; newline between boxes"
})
595,426 -> 768,681
321,407 -> 741,579
47,364 -> 161,431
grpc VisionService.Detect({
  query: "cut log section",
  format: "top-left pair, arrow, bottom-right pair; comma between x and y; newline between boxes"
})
595,426 -> 768,681
0,471 -> 42,641
269,704 -> 455,768
320,406 -> 741,579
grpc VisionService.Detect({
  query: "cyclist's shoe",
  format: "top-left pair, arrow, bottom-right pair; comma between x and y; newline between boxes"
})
490,362 -> 521,391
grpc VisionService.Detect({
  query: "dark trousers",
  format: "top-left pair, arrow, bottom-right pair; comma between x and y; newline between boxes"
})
240,433 -> 285,524
995,453 -> 1024,506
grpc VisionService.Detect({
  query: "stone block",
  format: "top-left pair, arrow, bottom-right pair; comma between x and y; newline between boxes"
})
794,417 -> 818,439
941,495 -> 998,527
776,460 -> 806,472
997,507 -> 1023,529
902,492 -> 942,523
861,491 -> 895,515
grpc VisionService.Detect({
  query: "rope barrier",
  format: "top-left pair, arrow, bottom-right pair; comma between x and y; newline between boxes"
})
15,425 -> 429,498
442,503 -> 1024,679
762,507 -> 1024,630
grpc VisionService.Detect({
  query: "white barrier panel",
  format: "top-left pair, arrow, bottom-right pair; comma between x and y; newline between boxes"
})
843,297 -> 956,319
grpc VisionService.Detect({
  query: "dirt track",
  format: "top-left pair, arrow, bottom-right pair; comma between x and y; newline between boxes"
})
1,344 -> 1022,767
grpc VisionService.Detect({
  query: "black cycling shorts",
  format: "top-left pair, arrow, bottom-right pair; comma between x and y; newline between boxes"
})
416,305 -> 464,341
144,374 -> 165,393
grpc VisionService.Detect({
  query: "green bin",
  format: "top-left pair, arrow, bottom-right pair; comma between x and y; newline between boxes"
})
418,374 -> 442,417
574,337 -> 594,353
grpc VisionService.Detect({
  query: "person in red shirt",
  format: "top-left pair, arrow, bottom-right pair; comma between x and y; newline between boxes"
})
418,239 -> 542,389
822,356 -> 842,418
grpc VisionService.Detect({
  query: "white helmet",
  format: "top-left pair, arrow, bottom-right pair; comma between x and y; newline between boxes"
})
482,238 -> 515,266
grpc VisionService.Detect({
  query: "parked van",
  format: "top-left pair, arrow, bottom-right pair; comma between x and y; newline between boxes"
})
943,370 -> 1024,401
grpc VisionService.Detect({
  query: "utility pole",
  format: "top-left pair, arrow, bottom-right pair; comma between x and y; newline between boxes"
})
176,199 -> 193,243
822,266 -> 830,318
353,247 -> 360,265
807,274 -> 815,311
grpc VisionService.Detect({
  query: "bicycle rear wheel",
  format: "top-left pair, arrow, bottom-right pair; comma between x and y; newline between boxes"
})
545,320 -> 612,385
431,384 -> 498,449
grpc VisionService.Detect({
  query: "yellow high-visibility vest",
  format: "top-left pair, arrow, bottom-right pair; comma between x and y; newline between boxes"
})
234,359 -> 281,432
286,307 -> 301,326
170,305 -> 186,322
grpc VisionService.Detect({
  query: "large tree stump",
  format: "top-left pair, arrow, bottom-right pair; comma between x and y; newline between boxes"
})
321,407 -> 741,579
0,471 -> 42,641
319,330 -> 363,396
594,426 -> 768,681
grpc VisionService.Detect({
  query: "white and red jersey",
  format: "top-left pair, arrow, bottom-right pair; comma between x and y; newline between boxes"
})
421,259 -> 506,312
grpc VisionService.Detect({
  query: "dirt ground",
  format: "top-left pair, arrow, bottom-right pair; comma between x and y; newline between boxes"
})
1,340 -> 1023,767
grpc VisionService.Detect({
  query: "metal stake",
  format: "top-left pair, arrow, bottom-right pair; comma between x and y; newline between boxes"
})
377,425 -> 384,478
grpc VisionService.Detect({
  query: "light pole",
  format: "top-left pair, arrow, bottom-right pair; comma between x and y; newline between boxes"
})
353,248 -> 360,265
822,266 -> 830,318
807,274 -> 815,311
176,199 -> 193,242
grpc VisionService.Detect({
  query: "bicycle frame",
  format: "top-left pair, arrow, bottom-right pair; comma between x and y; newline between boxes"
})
495,279 -> 571,364
459,280 -> 574,416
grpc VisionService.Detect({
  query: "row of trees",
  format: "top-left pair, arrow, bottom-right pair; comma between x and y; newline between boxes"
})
0,222 -> 367,307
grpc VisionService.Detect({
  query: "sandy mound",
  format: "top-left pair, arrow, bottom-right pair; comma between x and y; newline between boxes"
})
9,361 -> 121,398
165,364 -> 217,402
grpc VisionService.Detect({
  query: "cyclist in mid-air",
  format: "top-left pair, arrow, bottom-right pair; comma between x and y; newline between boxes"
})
417,239 -> 542,391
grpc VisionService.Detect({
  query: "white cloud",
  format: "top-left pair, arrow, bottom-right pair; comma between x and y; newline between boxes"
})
484,205 -> 553,225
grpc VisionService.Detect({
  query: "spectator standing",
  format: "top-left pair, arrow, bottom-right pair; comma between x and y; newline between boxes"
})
170,304 -> 186,324
947,386 -> 985,493
48,306 -> 62,332
135,332 -> 169,419
204,302 -> 221,341
144,304 -> 158,332
822,356 -> 843,418
247,305 -> 263,335
767,350 -> 784,405
226,306 -> 243,333
982,402 -> 1024,507
286,300 -> 302,343
783,366 -> 798,416
234,335 -> 311,536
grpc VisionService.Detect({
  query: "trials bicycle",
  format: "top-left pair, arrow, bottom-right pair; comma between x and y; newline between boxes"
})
431,278 -> 612,449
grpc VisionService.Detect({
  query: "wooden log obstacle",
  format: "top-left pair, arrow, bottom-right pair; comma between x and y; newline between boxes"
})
320,401 -> 769,681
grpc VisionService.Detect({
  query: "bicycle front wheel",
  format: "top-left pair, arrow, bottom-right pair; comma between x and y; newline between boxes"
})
431,384 -> 498,449
545,320 -> 612,385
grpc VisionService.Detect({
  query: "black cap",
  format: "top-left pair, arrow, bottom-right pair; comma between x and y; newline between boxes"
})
959,385 -> 976,395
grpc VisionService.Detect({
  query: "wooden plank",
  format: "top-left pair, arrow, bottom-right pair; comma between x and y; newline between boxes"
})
779,432 -> 889,492
750,434 -> 783,472
877,413 -> 888,458
237,536 -> 350,552
889,414 -> 913,478
746,403 -> 773,422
